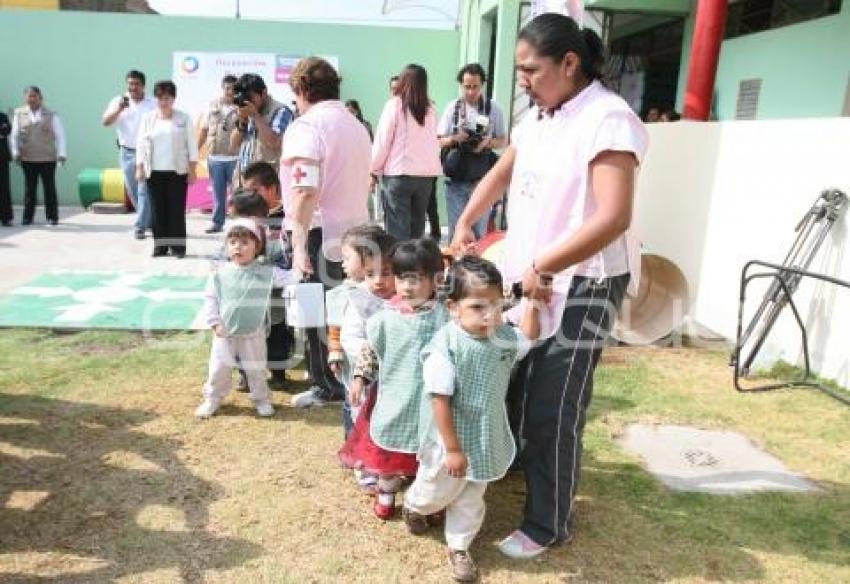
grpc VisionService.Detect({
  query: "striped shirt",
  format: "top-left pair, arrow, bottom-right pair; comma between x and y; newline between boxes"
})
238,99 -> 294,170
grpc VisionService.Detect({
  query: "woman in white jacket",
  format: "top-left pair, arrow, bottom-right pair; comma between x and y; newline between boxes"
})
136,80 -> 198,258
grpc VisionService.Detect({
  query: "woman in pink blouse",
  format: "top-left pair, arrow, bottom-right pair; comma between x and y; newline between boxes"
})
452,13 -> 649,561
370,64 -> 442,239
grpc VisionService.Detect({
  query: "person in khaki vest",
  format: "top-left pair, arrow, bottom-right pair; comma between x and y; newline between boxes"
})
10,86 -> 66,226
198,74 -> 240,234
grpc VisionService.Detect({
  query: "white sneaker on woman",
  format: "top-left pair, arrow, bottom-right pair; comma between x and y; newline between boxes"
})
291,386 -> 328,408
497,530 -> 548,559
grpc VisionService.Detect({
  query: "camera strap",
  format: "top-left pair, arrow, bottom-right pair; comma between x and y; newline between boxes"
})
453,96 -> 491,131
451,98 -> 462,132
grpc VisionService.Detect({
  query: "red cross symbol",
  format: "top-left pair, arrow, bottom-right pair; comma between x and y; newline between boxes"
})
293,166 -> 307,184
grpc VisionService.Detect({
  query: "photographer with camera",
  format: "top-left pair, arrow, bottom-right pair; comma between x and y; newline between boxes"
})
438,63 -> 507,241
229,73 -> 293,180
102,69 -> 156,238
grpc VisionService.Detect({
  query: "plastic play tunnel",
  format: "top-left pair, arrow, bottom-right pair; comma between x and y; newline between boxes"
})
78,168 -> 126,208
612,254 -> 689,345
479,232 -> 688,345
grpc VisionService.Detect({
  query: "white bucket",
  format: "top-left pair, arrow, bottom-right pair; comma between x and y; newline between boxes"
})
283,283 -> 326,328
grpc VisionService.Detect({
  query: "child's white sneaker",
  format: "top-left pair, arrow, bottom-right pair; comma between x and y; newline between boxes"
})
255,400 -> 275,417
195,398 -> 220,419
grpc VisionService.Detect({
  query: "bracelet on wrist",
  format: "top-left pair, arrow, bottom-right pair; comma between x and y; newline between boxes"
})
532,260 -> 554,282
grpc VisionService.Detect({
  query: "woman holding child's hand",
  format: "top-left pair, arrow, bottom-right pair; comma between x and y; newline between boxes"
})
450,13 -> 648,560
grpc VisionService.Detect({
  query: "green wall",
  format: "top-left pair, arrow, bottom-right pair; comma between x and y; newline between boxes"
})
676,2 -> 850,119
0,9 -> 460,205
586,0 -> 689,14
459,0 -> 520,122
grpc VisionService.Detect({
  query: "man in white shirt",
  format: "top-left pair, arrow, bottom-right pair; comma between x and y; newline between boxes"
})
437,63 -> 507,241
11,86 -> 66,226
102,70 -> 156,239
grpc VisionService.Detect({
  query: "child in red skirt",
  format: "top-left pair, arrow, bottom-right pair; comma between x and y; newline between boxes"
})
339,238 -> 448,519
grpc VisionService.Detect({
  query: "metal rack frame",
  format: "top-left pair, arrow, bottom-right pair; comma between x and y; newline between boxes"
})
731,189 -> 849,404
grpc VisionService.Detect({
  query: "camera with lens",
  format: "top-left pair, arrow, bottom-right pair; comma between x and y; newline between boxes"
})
233,73 -> 267,108
233,82 -> 250,107
460,114 -> 490,151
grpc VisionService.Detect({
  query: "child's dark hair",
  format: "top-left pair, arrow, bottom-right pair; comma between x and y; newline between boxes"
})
445,256 -> 503,301
231,188 -> 269,218
342,224 -> 396,262
242,161 -> 280,192
390,237 -> 443,277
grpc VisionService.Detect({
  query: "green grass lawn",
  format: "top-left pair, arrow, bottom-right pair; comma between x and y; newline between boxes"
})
1,329 -> 848,583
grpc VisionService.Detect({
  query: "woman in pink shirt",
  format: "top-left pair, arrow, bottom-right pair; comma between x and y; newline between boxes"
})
370,64 -> 442,239
281,57 -> 373,410
452,14 -> 648,561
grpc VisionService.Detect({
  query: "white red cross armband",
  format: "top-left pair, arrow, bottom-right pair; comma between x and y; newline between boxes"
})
290,163 -> 320,189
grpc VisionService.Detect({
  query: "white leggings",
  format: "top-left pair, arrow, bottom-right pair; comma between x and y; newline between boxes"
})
404,464 -> 487,551
203,332 -> 271,403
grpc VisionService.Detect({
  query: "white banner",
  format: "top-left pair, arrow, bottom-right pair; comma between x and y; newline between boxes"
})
172,52 -> 339,122
531,0 -> 584,27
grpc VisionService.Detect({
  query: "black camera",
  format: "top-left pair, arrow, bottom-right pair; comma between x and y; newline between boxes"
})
463,127 -> 486,150
234,73 -> 266,108
460,114 -> 490,151
233,85 -> 250,107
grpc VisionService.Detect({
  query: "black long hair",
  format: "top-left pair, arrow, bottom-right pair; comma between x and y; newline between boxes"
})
518,13 -> 605,82
396,64 -> 430,126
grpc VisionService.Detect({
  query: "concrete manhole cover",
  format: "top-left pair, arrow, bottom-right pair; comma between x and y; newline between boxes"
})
682,448 -> 720,467
620,424 -> 818,494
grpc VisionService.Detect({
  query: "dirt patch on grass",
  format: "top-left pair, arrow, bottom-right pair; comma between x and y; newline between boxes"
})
64,332 -> 148,356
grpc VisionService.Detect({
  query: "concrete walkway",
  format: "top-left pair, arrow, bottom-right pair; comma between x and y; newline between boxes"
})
0,206 -> 222,295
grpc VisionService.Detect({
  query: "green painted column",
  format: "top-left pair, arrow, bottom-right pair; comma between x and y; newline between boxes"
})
492,0 -> 521,117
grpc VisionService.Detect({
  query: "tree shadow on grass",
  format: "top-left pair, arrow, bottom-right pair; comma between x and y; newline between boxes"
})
0,393 -> 263,583
475,452 -> 850,582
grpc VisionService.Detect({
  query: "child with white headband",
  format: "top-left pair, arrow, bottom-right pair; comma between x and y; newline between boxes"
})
196,218 -> 294,418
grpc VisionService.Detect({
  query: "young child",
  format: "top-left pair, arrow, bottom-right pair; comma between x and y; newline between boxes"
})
339,237 -> 448,519
228,188 -> 293,391
326,224 -> 396,438
196,219 -> 292,419
402,256 -> 539,583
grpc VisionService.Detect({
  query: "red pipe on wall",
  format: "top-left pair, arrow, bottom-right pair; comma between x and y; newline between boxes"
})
683,0 -> 729,121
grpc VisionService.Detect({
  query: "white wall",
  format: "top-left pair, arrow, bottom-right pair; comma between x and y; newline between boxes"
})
634,119 -> 850,386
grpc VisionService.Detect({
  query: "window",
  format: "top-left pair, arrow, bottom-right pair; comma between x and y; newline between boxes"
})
735,79 -> 762,119
725,0 -> 842,39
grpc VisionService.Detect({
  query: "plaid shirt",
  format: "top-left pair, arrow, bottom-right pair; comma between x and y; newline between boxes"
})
364,303 -> 448,453
238,98 -> 293,170
419,322 -> 523,481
